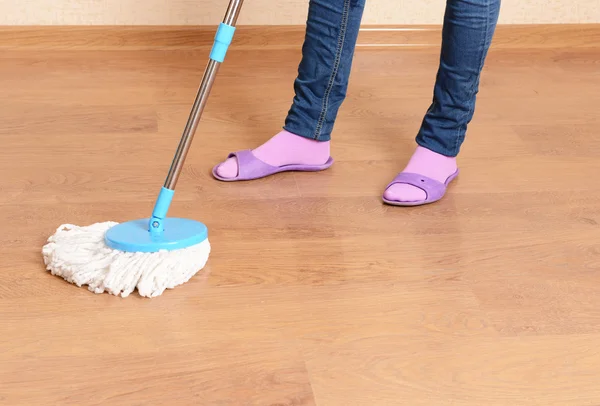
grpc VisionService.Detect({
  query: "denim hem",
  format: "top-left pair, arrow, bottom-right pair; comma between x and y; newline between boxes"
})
283,125 -> 331,142
415,137 -> 458,158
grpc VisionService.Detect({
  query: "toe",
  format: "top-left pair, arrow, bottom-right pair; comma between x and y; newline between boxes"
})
383,184 -> 427,202
215,157 -> 239,178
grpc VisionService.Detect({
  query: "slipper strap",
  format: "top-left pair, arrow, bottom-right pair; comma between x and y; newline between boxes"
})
384,172 -> 447,202
227,150 -> 278,180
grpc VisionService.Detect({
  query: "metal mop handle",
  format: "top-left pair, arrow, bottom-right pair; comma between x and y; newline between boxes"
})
164,0 -> 244,190
149,0 -> 244,234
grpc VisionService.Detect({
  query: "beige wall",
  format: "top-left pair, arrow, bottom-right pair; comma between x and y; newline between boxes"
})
1,0 -> 598,25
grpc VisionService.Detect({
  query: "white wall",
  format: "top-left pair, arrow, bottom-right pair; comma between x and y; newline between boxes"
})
0,0 -> 598,25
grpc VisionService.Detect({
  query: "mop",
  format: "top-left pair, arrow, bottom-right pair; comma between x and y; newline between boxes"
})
42,0 -> 244,298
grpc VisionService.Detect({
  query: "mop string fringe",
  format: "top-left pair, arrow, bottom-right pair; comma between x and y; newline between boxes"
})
42,222 -> 210,298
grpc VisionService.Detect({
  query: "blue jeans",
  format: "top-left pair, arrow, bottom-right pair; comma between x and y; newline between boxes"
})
283,0 -> 501,157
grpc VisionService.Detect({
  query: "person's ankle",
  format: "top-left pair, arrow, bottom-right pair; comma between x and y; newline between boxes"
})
252,130 -> 330,167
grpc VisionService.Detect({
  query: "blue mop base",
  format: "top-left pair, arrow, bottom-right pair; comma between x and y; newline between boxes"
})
104,218 -> 208,253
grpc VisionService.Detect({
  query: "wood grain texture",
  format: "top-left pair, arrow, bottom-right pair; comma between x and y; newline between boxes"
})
2,27 -> 600,405
2,0 -> 599,25
1,25 -> 599,50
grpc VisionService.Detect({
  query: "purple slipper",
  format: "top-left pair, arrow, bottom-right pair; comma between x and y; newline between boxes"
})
382,169 -> 459,206
212,150 -> 334,182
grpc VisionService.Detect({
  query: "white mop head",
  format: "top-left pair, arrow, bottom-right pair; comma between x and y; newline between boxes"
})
42,222 -> 211,298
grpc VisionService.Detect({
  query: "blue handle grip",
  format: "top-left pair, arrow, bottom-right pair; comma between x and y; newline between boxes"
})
150,187 -> 175,234
210,23 -> 236,63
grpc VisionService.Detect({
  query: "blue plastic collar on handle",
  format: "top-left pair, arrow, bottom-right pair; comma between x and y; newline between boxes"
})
149,187 -> 174,234
210,23 -> 236,63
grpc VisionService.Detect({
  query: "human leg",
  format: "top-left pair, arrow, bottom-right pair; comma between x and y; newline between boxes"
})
213,0 -> 366,181
383,0 -> 501,205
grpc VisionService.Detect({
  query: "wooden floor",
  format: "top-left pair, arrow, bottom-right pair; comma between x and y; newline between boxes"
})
2,28 -> 600,405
